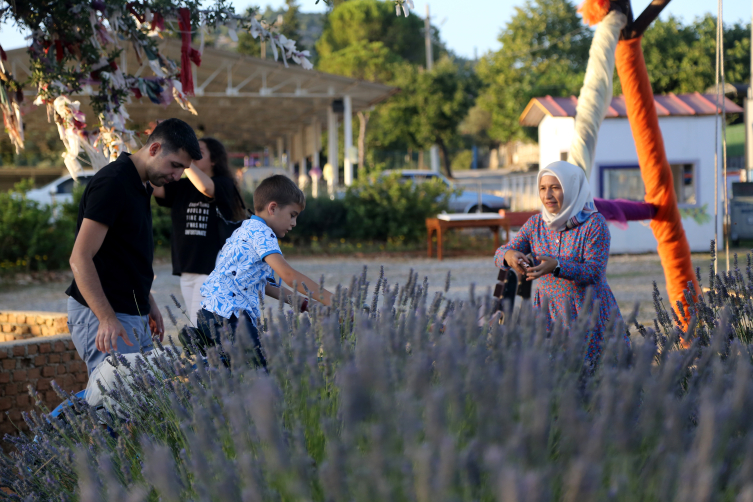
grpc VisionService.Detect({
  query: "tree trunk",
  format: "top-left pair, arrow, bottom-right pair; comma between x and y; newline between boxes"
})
437,139 -> 453,179
357,111 -> 370,173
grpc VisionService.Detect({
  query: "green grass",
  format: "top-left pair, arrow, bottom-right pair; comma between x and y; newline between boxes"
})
727,123 -> 744,158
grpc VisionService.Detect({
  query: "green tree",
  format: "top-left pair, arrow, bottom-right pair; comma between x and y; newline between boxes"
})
377,58 -> 481,178
237,27 -> 263,58
458,105 -> 495,148
316,0 -> 427,66
476,0 -> 591,144
280,0 -> 302,41
318,40 -> 403,168
317,40 -> 400,82
618,15 -> 751,96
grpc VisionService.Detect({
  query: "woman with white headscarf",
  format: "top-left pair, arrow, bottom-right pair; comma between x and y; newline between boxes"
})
495,161 -> 623,361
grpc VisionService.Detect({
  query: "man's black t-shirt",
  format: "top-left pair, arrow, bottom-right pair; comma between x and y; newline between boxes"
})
66,153 -> 154,316
155,176 -> 237,276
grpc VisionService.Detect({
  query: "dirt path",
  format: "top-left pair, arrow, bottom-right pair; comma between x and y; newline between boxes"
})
0,252 -> 711,334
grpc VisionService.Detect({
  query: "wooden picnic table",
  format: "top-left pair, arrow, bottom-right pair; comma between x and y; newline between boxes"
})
426,215 -> 511,260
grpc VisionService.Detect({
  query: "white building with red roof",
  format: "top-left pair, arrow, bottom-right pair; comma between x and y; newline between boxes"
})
520,93 -> 743,253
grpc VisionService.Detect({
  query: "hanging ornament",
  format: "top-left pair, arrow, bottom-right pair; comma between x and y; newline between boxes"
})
52,96 -> 87,177
0,51 -> 25,155
171,80 -> 198,115
3,0 -> 311,159
178,8 -> 201,96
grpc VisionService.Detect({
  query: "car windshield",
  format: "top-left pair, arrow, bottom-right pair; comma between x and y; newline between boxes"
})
56,176 -> 93,194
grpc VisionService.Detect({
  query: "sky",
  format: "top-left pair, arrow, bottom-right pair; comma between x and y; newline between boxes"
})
0,0 -> 751,60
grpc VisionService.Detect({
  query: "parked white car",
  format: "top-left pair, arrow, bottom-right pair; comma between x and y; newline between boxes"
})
25,171 -> 96,206
385,170 -> 509,213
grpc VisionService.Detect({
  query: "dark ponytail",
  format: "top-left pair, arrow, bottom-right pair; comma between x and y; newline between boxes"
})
200,137 -> 247,221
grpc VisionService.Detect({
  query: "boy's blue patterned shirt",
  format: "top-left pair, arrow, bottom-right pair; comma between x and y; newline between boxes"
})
200,215 -> 281,321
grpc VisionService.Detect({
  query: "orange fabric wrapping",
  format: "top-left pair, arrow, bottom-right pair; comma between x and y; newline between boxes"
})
615,37 -> 699,318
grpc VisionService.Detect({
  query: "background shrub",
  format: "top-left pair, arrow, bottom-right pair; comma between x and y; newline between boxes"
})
450,149 -> 473,171
343,172 -> 453,241
244,192 -> 350,245
244,173 -> 454,245
0,173 -> 456,272
288,195 -> 349,244
0,180 -> 75,272
151,200 -> 173,251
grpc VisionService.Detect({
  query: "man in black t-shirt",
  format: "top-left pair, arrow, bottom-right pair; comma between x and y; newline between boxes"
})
66,119 -> 202,374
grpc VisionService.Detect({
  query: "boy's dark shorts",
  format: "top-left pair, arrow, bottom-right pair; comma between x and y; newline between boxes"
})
181,309 -> 266,368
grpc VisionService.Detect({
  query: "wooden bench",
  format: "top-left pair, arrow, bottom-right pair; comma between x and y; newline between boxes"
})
497,209 -> 539,229
426,214 -> 511,261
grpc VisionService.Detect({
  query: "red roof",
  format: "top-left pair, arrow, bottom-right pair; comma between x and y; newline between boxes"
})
519,92 -> 744,126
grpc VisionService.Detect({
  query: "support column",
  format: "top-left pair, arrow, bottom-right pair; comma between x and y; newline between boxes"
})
310,120 -> 321,198
277,137 -> 284,168
425,4 -> 440,174
297,125 -> 307,189
430,145 -> 440,173
312,118 -> 321,170
327,105 -> 339,194
344,95 -> 353,186
286,134 -> 294,177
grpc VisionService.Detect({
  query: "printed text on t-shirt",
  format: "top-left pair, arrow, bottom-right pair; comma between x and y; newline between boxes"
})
185,202 -> 210,236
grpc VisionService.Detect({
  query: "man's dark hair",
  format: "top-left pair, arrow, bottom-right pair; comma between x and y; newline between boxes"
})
146,118 -> 202,160
253,175 -> 306,213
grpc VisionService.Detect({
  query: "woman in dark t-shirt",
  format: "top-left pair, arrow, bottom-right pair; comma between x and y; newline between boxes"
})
153,137 -> 246,325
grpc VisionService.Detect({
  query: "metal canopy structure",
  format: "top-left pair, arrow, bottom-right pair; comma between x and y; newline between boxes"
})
5,40 -> 398,187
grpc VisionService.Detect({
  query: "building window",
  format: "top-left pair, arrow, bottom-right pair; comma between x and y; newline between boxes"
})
560,152 -> 568,161
601,167 -> 645,201
600,164 -> 696,206
672,163 -> 696,205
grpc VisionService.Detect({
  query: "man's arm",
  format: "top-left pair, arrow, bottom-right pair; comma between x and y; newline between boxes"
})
69,218 -> 133,353
152,185 -> 166,198
265,254 -> 333,306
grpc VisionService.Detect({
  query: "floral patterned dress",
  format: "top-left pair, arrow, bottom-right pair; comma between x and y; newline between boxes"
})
495,212 -> 623,360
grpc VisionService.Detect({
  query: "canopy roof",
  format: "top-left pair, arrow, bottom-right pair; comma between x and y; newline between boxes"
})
520,93 -> 744,127
6,40 -> 398,150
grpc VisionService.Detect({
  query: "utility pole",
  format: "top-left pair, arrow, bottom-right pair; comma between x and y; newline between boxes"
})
425,4 -> 440,173
746,1 -> 753,182
425,5 -> 433,71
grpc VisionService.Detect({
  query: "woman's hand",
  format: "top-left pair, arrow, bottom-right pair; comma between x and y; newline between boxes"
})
526,256 -> 558,281
504,250 -> 532,276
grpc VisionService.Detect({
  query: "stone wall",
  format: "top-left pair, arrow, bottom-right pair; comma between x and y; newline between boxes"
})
0,312 -> 86,442
0,311 -> 68,342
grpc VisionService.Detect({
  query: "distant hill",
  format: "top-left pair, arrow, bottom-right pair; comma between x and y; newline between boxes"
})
298,12 -> 326,56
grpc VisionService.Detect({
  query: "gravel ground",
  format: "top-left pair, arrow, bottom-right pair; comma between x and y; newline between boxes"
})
0,251 -> 724,337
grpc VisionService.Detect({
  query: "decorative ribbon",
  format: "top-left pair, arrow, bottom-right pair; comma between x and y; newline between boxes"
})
593,198 -> 657,230
178,8 -> 201,96
616,37 -> 699,318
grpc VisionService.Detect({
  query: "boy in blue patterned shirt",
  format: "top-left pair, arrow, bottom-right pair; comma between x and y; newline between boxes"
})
198,175 -> 333,365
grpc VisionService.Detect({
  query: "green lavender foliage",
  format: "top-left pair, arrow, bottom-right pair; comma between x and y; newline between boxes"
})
647,242 -> 753,347
4,266 -> 753,500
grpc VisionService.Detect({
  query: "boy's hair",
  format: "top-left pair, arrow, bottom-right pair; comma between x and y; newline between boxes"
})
146,118 -> 202,160
253,175 -> 306,213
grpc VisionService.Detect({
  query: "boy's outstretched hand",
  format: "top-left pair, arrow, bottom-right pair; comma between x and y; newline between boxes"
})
264,254 -> 334,306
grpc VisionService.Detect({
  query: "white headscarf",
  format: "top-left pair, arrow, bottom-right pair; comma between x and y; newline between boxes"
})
538,161 -> 597,232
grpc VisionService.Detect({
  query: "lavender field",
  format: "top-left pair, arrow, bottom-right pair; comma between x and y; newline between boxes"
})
1,251 -> 752,500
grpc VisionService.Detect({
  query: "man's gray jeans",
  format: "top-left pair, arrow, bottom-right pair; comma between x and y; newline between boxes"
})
67,297 -> 154,375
